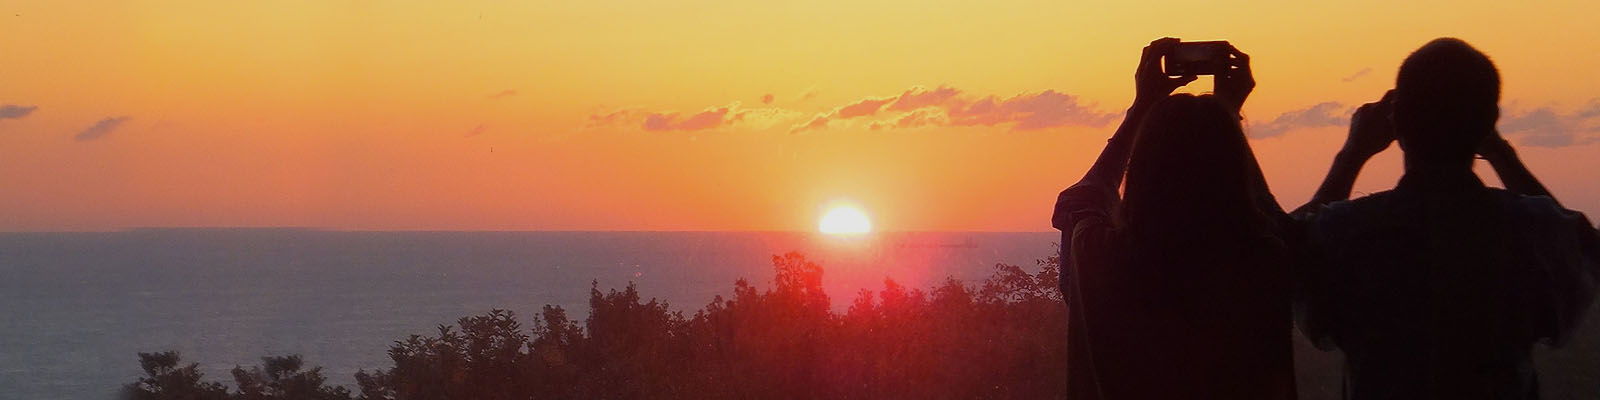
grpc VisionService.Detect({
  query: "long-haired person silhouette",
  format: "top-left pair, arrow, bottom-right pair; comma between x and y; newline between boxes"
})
1052,37 -> 1296,400
1293,38 -> 1600,400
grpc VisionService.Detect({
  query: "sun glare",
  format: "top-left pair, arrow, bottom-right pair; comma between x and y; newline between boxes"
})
819,206 -> 872,235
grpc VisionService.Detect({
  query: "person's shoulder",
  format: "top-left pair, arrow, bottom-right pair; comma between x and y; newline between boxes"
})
1309,190 -> 1403,224
1490,189 -> 1595,228
1294,190 -> 1410,249
1053,181 -> 1118,231
1481,188 -> 1579,218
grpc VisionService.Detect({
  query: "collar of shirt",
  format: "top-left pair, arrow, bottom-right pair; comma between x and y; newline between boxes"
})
1396,169 -> 1485,193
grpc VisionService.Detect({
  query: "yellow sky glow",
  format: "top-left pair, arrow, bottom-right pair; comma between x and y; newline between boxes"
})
2,0 -> 1599,231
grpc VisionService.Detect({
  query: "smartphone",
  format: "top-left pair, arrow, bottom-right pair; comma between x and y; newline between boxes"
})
1164,41 -> 1231,77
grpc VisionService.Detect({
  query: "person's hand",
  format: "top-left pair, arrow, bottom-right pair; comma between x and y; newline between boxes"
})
1340,90 -> 1397,160
1134,37 -> 1197,107
1215,44 -> 1253,115
1476,130 -> 1516,163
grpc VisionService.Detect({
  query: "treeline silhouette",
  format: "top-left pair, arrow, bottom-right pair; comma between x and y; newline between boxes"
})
124,251 -> 1068,399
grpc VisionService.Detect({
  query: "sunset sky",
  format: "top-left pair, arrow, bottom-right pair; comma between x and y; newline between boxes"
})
2,0 -> 1599,231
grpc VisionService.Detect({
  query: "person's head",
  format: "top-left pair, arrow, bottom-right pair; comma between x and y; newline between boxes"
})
1120,94 -> 1267,257
1393,38 -> 1500,165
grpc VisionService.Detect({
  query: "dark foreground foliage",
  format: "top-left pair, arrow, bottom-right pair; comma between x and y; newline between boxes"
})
124,352 -> 351,400
126,251 -> 1067,399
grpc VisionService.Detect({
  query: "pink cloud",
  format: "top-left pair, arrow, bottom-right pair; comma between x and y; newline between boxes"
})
0,104 -> 37,120
762,94 -> 775,104
591,103 -> 801,132
75,116 -> 132,141
640,106 -> 732,131
945,90 -> 1115,130
588,85 -> 1117,133
674,107 -> 731,130
887,86 -> 961,111
1498,100 -> 1600,147
641,114 -> 674,131
836,97 -> 894,119
790,114 -> 830,134
870,108 -> 950,130
587,108 -> 638,127
1248,102 -> 1348,138
799,87 -> 819,102
465,124 -> 488,137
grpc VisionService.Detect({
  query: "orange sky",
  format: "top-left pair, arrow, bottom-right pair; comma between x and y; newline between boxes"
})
2,0 -> 1599,231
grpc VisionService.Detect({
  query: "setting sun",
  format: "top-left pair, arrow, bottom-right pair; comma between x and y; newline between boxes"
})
819,206 -> 872,235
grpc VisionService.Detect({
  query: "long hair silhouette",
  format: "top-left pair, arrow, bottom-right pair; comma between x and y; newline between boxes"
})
1120,94 -> 1271,271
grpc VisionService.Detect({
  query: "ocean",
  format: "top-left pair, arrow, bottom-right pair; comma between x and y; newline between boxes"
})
2,229 -> 1596,400
0,230 -> 1057,399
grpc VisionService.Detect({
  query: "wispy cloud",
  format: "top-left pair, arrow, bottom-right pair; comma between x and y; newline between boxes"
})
791,86 -> 961,133
869,108 -> 949,130
887,86 -> 961,111
790,86 -> 1112,133
1579,100 -> 1600,118
1248,102 -> 1349,138
944,90 -> 1115,130
798,87 -> 819,102
0,104 -> 37,120
588,86 -> 1118,134
75,116 -> 132,141
588,103 -> 803,133
465,124 -> 488,137
835,97 -> 895,119
1499,100 -> 1600,147
1341,67 -> 1373,83
728,107 -> 806,130
792,114 -> 830,133
644,105 -> 733,131
487,89 -> 517,99
587,108 -> 639,128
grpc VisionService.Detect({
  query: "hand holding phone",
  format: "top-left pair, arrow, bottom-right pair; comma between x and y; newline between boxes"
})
1210,43 -> 1252,114
1134,38 -> 1199,106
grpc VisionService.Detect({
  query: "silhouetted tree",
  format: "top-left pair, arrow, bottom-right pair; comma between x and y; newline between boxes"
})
122,351 -> 230,400
230,355 -> 352,400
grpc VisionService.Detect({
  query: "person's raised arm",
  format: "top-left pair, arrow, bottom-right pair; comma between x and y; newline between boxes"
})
1478,133 -> 1557,203
1072,38 -> 1198,190
1215,45 -> 1286,216
1054,38 -> 1196,232
1293,91 -> 1396,216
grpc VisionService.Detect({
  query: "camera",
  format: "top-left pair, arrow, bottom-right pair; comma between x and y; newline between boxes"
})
1164,41 -> 1231,76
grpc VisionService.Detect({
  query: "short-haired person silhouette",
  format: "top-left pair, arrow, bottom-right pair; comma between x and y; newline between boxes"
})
1295,38 -> 1600,400
1053,38 -> 1296,400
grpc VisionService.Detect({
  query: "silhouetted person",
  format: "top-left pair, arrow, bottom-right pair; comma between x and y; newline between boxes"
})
1293,38 -> 1600,400
1053,38 -> 1296,400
